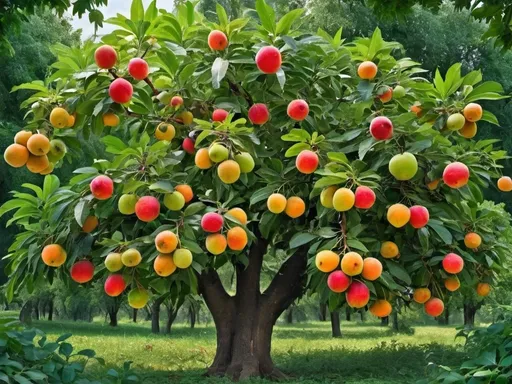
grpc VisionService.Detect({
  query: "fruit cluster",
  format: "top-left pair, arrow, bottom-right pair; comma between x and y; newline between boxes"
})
202,210 -> 249,255
266,193 -> 306,218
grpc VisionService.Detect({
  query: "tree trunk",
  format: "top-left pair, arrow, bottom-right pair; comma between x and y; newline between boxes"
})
189,304 -> 196,329
199,238 -> 307,380
152,296 -> 165,334
381,316 -> 389,326
48,300 -> 53,321
19,300 -> 33,325
319,303 -> 327,321
33,299 -> 40,320
392,311 -> 399,331
132,309 -> 138,323
285,307 -> 293,324
463,302 -> 481,328
330,311 -> 342,338
345,307 -> 351,321
107,298 -> 119,327
165,306 -> 179,334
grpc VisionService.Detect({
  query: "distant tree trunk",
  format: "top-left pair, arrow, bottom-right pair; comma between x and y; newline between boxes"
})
345,307 -> 351,321
108,311 -> 118,327
165,306 -> 179,334
285,307 -> 293,324
464,302 -> 482,328
360,311 -> 365,322
107,298 -> 120,327
48,300 -> 54,321
189,305 -> 196,329
392,311 -> 399,331
88,308 -> 93,322
152,297 -> 165,334
319,303 -> 327,321
33,299 -> 40,320
73,311 -> 78,321
19,300 -> 33,325
330,311 -> 342,338
42,302 -> 46,319
133,309 -> 138,323
144,305 -> 152,321
381,316 -> 389,326
437,307 -> 450,325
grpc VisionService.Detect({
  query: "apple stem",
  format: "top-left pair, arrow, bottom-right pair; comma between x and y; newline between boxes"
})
144,78 -> 159,96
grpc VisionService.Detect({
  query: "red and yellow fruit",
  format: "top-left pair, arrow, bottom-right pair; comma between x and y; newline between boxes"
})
380,241 -> 399,259
26,154 -> 49,173
94,45 -> 117,69
218,160 -> 241,184
354,186 -> 376,209
82,216 -> 99,233
103,113 -> 120,127
361,257 -> 382,281
109,78 -> 133,104
90,175 -> 114,200
70,260 -> 95,284
444,276 -> 460,292
227,227 -> 248,251
443,162 -> 469,189
387,203 -> 410,228
320,186 -> 338,208
155,123 -> 176,141
285,196 -> 305,218
195,148 -> 213,169
357,61 -> 378,80
497,176 -> 512,192
175,185 -> 193,203
464,232 -> 481,249
327,270 -> 351,293
413,288 -> 431,304
226,208 -> 248,225
378,87 -> 393,103
128,58 -> 149,80
296,150 -> 318,174
174,249 -> 193,269
255,46 -> 281,74
4,144 -> 29,168
442,253 -> 464,274
369,300 -> 392,318
155,230 -> 178,254
287,99 -> 309,121
463,103 -> 483,122
332,188 -> 355,212
50,107 -> 70,129
346,280 -> 370,308
476,282 -> 491,297
267,193 -> 287,214
41,244 -> 67,267
315,250 -> 340,273
27,134 -> 50,156
201,212 -> 224,233
208,30 -> 228,51
154,254 -> 177,277
212,109 -> 229,122
206,233 -> 227,255
248,103 -> 269,125
370,116 -> 393,140
341,252 -> 364,276
135,196 -> 160,222
424,298 -> 444,317
409,205 -> 429,229
121,248 -> 142,267
104,274 -> 126,297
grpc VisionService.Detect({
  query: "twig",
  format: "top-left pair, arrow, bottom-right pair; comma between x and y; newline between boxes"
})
341,212 -> 349,252
144,78 -> 160,96
108,69 -> 119,79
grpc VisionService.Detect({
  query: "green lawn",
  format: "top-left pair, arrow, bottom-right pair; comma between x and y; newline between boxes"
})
28,319 -> 467,384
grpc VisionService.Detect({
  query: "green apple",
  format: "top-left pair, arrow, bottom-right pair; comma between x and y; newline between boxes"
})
128,288 -> 149,309
105,252 -> 123,272
118,194 -> 138,215
173,248 -> 193,269
47,139 -> 67,162
389,152 -> 418,181
446,113 -> 465,131
393,85 -> 406,98
121,249 -> 142,267
234,152 -> 255,173
164,191 -> 185,211
208,143 -> 229,163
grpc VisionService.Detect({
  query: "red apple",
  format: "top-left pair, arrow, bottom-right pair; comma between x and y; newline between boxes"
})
70,260 -> 95,284
109,78 -> 133,104
135,196 -> 160,222
201,212 -> 224,233
104,274 -> 126,297
128,58 -> 149,80
90,175 -> 114,200
255,46 -> 282,74
248,103 -> 269,125
327,271 -> 351,293
409,205 -> 429,229
354,186 -> 376,209
370,116 -> 393,140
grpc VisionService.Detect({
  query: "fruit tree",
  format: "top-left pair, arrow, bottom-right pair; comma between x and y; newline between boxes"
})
1,0 -> 511,380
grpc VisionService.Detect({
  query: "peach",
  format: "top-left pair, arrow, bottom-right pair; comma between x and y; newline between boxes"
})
27,134 -> 50,156
380,241 -> 399,259
218,160 -> 241,184
463,103 -> 483,122
315,250 -> 340,273
179,111 -> 194,125
370,116 -> 393,140
248,103 -> 269,125
476,282 -> 491,297
201,212 -> 224,232
212,109 -> 229,122
155,123 -> 175,141
14,130 -> 32,146
94,45 -> 117,69
413,287 -> 431,304
287,99 -> 309,121
459,121 -> 477,139
389,152 -> 418,181
410,104 -> 422,117
70,260 -> 94,283
255,46 -> 281,74
332,188 -> 355,212
154,253 -> 177,277
443,162 -> 469,188
103,113 -> 120,127
226,208 -> 247,225
90,175 -> 114,200
171,96 -> 183,107
82,216 -> 99,233
378,87 -> 393,103
424,297 -> 444,317
104,274 -> 126,297
227,227 -> 248,251
174,248 -> 193,268
26,154 -> 49,173
361,257 -> 382,281
267,193 -> 287,214
195,148 -> 213,169
341,252 -> 364,276
234,152 -> 255,173
409,205 -> 429,229
128,58 -> 149,80
327,270 -> 351,293
39,163 -> 54,175
49,107 -> 70,129
427,179 -> 440,190
208,30 -> 228,51
369,300 -> 392,317
387,203 -> 410,228
346,280 -> 370,308
320,186 -> 338,208
135,196 -> 160,222
444,276 -> 460,292
41,244 -> 67,267
357,61 -> 378,80
443,253 -> 464,274
175,184 -> 193,203
109,78 -> 133,104
67,114 -> 75,128
121,248 -> 142,267
206,233 -> 227,255
296,150 -> 318,174
285,196 -> 305,218
155,230 -> 178,254
497,176 -> 512,192
4,144 -> 29,168
446,113 -> 465,130
128,288 -> 149,309
354,186 -> 375,209
464,232 -> 481,249
182,137 -> 195,154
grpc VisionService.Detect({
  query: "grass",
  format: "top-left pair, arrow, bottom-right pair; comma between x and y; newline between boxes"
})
25,319 -> 468,384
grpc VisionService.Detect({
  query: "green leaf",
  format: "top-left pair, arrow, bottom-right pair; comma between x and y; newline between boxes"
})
281,129 -> 311,142
130,0 -> 144,22
211,57 -> 229,89
61,365 -> 76,383
480,110 -> 500,126
290,232 -> 317,248
285,142 -> 310,157
255,0 -> 276,34
428,221 -> 453,244
276,68 -> 286,90
250,185 -> 275,205
184,202 -> 206,216
74,199 -> 89,227
276,9 -> 303,35
216,4 -> 229,27
149,181 -> 174,193
144,0 -> 158,21
385,261 -> 411,285
59,342 -> 73,357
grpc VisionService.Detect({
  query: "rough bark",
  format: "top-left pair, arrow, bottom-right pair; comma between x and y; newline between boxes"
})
151,296 -> 165,334
330,311 -> 342,338
319,303 -> 327,321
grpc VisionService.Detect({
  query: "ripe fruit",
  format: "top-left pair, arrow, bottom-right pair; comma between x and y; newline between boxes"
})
26,155 -> 49,173
424,298 -> 444,317
103,113 -> 120,127
370,116 -> 393,140
464,232 -> 481,249
128,58 -> 149,80
135,196 -> 160,222
476,282 -> 491,297
227,227 -> 248,251
361,257 -> 382,281
235,152 -> 255,173
4,144 -> 29,168
104,274 -> 126,297
357,61 -> 378,80
409,205 -> 429,229
443,162 -> 469,189
174,249 -> 193,268
218,160 -> 241,184
255,46 -> 281,74
154,254 -> 177,277
444,276 -> 460,292
287,100 -> 309,121
369,300 -> 392,318
226,208 -> 248,225
128,288 -> 149,309
183,138 -> 195,154
90,175 -> 114,200
175,185 -> 193,203
463,103 -> 483,122
285,196 -> 305,218
48,139 -> 67,162
109,78 -> 133,104
341,252 -> 364,276
320,186 -> 338,208
208,30 -> 228,51
104,253 -> 123,272
315,250 -> 340,273
354,186 -> 376,209
67,114 -> 75,128
497,176 -> 512,192
40,163 -> 54,175
413,288 -> 431,304
387,203 -> 411,228
327,271 -> 351,293
410,104 -> 422,117
209,143 -> 229,163
201,212 -> 224,232
393,85 -> 406,98
121,248 -> 142,267
41,244 -> 67,267
94,45 -> 117,69
378,87 -> 393,103
459,121 -> 477,139
248,103 -> 269,125
206,234 -> 227,255
179,111 -> 194,125
50,107 -> 70,128
170,96 -> 183,107
332,188 -> 355,212
380,241 -> 399,259
195,148 -> 213,169
27,134 -> 50,156
267,193 -> 287,214
163,191 -> 185,211
446,113 -> 465,130
295,150 -> 318,174
442,253 -> 464,274
14,130 -> 32,146
155,123 -> 175,141
118,194 -> 138,215
212,109 -> 229,122
155,230 -> 178,254
346,280 -> 370,308
70,260 -> 95,284
82,216 -> 99,233
427,179 -> 440,191
389,152 -> 418,181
